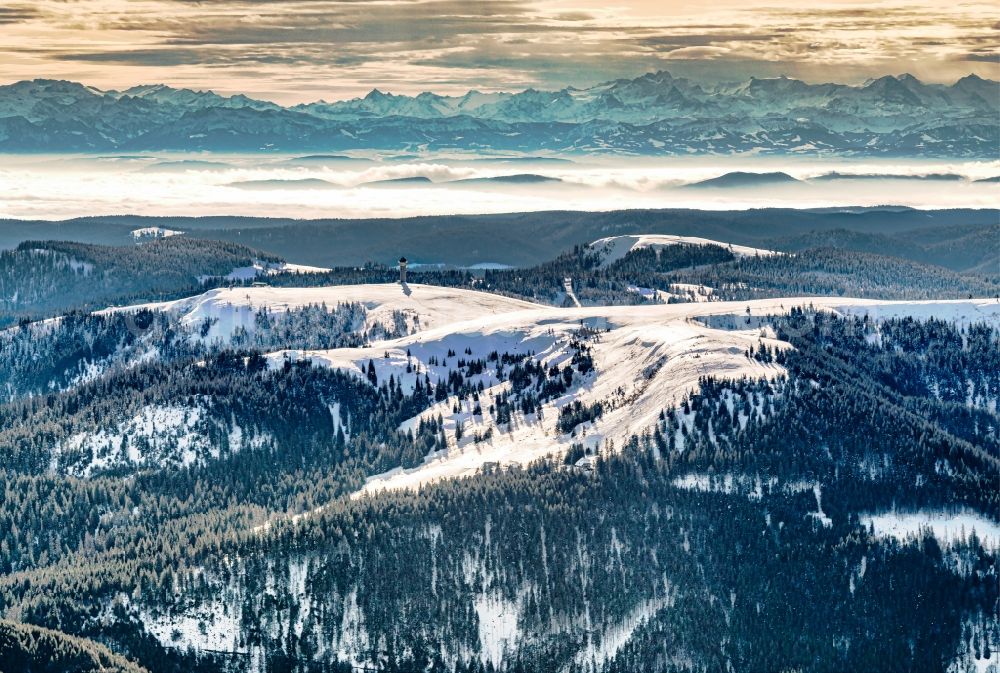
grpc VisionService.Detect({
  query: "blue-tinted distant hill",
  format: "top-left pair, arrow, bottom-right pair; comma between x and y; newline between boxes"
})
450,173 -> 562,185
2,207 -> 995,272
685,171 -> 800,188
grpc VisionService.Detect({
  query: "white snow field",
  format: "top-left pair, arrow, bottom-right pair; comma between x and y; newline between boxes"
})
343,302 -> 790,496
861,510 -> 1000,549
100,283 -> 542,344
221,260 -> 332,281
131,226 -> 185,239
205,285 -> 998,497
98,282 -> 1000,497
590,234 -> 781,266
49,401 -> 273,477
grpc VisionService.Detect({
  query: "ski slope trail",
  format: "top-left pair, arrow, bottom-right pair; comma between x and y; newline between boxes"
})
563,277 -> 582,307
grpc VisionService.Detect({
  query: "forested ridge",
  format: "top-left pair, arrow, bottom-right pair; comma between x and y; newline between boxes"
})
3,233 -> 996,338
0,238 -> 281,325
2,209 -> 995,271
772,223 -> 1000,275
0,302 -> 995,672
263,243 -> 1000,305
0,301 -> 409,401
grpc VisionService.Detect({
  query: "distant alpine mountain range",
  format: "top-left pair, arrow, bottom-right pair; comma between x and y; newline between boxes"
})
0,71 -> 996,156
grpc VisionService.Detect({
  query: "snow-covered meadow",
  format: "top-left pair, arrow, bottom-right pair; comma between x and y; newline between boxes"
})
862,510 -> 1000,550
74,277 -> 1000,494
144,284 -> 996,496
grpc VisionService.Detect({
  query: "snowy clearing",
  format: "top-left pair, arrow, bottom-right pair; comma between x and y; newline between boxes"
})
262,293 -> 1000,498
861,510 -> 1000,549
100,283 -> 543,344
222,260 -> 332,281
131,226 -> 185,239
590,234 -> 781,266
574,595 -> 673,669
141,599 -> 244,654
475,592 -> 521,668
48,401 -> 268,477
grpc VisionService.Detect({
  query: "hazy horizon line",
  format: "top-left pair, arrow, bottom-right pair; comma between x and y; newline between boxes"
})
4,68 -> 995,107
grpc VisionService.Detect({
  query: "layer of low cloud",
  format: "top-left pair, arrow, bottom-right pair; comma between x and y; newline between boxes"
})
1,0 -> 997,103
2,155 -> 998,220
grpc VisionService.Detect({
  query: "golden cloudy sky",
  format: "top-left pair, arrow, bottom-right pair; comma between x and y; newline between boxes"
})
1,0 -> 997,103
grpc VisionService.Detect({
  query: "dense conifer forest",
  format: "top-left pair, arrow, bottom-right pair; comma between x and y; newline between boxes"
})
0,298 -> 995,672
0,231 -> 996,672
0,619 -> 149,673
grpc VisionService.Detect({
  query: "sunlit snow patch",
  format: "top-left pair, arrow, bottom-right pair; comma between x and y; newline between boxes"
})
132,226 -> 184,239
222,260 -> 331,281
861,510 -> 1000,549
102,282 -> 542,345
590,234 -> 781,266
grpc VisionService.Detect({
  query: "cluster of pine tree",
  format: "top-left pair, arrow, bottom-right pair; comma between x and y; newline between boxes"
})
667,248 -> 1000,301
0,619 -> 148,673
266,243 -> 736,307
0,310 -> 994,672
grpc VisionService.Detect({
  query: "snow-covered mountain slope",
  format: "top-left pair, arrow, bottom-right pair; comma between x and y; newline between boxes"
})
100,283 -> 543,344
294,71 -> 998,129
349,307 -> 788,496
50,400 -> 271,478
2,72 -> 996,155
113,83 -> 280,114
257,295 -> 1000,497
590,234 -> 781,265
62,288 -> 996,484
